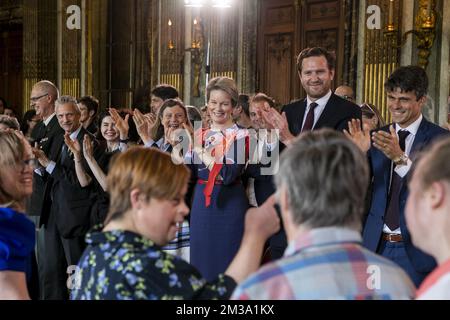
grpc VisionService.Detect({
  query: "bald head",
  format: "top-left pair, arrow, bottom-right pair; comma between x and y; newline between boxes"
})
335,85 -> 355,102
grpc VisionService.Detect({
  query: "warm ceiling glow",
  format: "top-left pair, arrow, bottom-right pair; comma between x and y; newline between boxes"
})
168,19 -> 172,26
184,0 -> 232,8
211,0 -> 232,8
184,0 -> 205,7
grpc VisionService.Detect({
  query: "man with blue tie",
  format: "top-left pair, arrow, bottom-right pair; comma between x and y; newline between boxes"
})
260,47 -> 361,259
346,66 -> 449,287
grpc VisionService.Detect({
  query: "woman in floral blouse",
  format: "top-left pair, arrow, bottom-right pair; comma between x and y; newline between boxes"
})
70,147 -> 279,300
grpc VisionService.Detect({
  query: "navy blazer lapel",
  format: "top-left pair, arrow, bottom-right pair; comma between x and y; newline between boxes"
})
372,126 -> 392,195
410,117 -> 429,158
291,99 -> 307,135
314,93 -> 338,129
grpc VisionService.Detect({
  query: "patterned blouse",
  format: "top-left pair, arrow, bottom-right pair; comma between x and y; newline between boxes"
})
70,228 -> 236,300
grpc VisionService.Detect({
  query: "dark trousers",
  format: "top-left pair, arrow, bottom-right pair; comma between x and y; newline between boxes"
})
39,210 -> 85,300
378,240 -> 428,288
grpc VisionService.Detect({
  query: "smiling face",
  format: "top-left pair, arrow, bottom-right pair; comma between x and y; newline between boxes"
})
30,87 -> 52,119
250,101 -> 270,129
161,105 -> 187,135
299,55 -> 335,100
101,115 -> 119,142
134,183 -> 189,246
0,142 -> 35,203
56,103 -> 81,134
387,88 -> 424,128
208,89 -> 234,126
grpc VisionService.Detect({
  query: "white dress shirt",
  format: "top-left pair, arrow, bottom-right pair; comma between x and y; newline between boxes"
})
301,90 -> 333,131
383,114 -> 423,234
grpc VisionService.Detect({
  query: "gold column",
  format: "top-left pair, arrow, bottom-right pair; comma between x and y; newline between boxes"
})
363,0 -> 403,123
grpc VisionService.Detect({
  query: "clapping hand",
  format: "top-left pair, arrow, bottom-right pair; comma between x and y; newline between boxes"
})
133,109 -> 156,144
83,134 -> 95,162
109,108 -> 129,140
64,133 -> 81,160
343,119 -> 371,153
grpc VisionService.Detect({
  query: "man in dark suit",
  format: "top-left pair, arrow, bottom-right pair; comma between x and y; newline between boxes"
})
28,81 -> 65,218
261,47 -> 361,147
34,95 -> 99,299
26,81 -> 65,299
347,66 -> 449,287
260,47 -> 362,259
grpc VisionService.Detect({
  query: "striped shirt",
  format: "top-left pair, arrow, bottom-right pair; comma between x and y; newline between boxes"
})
232,227 -> 415,300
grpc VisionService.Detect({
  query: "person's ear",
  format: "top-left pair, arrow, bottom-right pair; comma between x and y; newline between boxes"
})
418,95 -> 427,107
279,187 -> 290,223
329,68 -> 335,81
429,181 -> 446,210
129,188 -> 142,210
89,110 -> 95,118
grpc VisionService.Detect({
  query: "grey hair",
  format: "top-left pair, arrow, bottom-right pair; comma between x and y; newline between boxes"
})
55,95 -> 80,114
275,129 -> 369,230
0,115 -> 20,130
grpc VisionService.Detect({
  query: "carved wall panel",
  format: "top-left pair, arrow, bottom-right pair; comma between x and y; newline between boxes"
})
265,33 -> 294,106
258,0 -> 346,104
300,0 -> 344,91
0,1 -> 23,112
257,0 -> 297,106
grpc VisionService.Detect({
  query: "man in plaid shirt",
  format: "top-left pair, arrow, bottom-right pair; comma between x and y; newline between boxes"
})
232,129 -> 415,300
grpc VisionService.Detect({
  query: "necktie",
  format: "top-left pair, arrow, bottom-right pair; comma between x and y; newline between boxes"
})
302,102 -> 318,132
384,130 -> 410,230
60,143 -> 70,163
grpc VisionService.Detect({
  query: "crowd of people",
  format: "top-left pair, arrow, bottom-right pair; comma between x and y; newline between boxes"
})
1,46 -> 450,300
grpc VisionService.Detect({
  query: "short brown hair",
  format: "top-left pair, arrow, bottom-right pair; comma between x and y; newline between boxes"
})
206,77 -> 239,107
105,147 -> 190,223
297,47 -> 336,72
250,93 -> 276,109
151,98 -> 188,142
0,115 -> 20,130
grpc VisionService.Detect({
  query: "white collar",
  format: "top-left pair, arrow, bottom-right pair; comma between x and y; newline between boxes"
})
43,113 -> 56,126
69,125 -> 82,141
306,90 -> 332,108
395,114 -> 423,136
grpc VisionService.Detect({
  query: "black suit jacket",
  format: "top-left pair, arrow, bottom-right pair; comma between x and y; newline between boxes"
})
27,116 -> 65,217
42,127 -> 101,238
282,93 -> 362,136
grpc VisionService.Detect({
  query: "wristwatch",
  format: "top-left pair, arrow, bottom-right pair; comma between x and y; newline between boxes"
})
393,153 -> 409,166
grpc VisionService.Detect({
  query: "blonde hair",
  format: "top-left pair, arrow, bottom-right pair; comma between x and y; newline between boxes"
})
0,131 -> 26,206
105,147 -> 190,223
206,77 -> 239,107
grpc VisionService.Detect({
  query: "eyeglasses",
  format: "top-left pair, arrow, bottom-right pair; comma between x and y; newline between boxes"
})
30,93 -> 49,103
